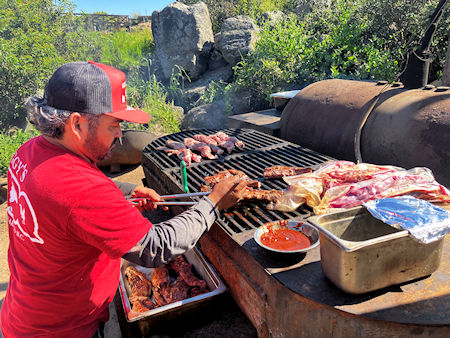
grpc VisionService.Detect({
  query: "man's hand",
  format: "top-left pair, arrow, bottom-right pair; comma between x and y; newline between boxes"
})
131,186 -> 168,212
208,177 -> 247,211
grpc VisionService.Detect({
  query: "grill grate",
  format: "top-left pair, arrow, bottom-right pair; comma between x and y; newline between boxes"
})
142,129 -> 333,237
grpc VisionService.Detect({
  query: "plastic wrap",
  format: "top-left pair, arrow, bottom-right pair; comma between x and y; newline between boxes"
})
273,161 -> 450,214
364,196 -> 450,244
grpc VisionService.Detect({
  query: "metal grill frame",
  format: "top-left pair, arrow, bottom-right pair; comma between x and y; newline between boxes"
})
142,128 -> 333,236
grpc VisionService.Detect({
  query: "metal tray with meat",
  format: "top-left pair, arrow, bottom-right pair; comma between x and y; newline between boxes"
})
118,246 -> 226,322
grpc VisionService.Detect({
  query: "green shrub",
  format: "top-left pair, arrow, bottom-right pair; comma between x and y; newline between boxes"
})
232,0 -> 449,99
0,0 -> 103,132
125,62 -> 181,134
100,29 -> 155,74
0,128 -> 39,176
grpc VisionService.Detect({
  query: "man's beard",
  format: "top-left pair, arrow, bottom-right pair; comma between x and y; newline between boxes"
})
83,131 -> 117,162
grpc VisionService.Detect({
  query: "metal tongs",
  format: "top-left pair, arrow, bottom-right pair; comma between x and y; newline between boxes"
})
127,191 -> 209,206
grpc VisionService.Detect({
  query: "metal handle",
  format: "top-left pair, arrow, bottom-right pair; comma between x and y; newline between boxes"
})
160,192 -> 209,200
128,191 -> 209,203
128,200 -> 198,206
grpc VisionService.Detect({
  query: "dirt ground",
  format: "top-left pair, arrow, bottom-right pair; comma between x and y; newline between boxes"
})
0,165 -> 256,337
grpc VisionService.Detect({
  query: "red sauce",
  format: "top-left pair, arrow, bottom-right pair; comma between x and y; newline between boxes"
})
260,227 -> 311,251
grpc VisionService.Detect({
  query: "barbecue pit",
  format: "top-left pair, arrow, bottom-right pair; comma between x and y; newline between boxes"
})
141,128 -> 449,337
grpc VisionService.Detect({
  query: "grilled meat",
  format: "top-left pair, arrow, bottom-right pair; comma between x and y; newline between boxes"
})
125,266 -> 154,312
156,146 -> 201,166
125,266 -> 152,301
131,297 -> 156,313
189,286 -> 209,297
151,265 -> 170,287
192,134 -> 224,155
203,169 -> 260,188
166,276 -> 190,303
126,255 -> 210,311
184,138 -> 218,160
166,139 -> 186,150
204,169 -> 246,185
210,132 -> 245,153
264,165 -> 312,179
150,265 -> 171,306
152,287 -> 168,307
193,134 -> 218,146
242,187 -> 284,203
168,256 -> 207,289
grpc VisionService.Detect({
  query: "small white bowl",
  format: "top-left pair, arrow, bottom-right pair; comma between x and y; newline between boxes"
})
254,219 -> 320,254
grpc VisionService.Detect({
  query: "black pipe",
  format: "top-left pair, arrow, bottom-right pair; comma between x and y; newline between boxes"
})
399,0 -> 448,88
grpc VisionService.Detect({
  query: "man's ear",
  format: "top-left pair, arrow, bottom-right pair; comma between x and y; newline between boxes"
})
68,113 -> 84,141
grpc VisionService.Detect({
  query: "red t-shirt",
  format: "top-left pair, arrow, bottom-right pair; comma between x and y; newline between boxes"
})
1,136 -> 152,337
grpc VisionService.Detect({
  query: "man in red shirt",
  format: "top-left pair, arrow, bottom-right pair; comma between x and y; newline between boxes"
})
1,61 -> 246,337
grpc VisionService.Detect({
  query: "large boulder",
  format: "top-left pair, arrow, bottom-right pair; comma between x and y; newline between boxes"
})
228,88 -> 269,115
217,16 -> 260,66
175,66 -> 234,110
208,35 -> 228,70
182,100 -> 228,130
152,2 -> 214,81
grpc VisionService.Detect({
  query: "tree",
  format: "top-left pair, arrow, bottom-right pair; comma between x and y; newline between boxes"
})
0,0 -> 102,131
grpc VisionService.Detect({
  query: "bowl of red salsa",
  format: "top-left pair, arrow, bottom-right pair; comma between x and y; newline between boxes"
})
254,219 -> 320,253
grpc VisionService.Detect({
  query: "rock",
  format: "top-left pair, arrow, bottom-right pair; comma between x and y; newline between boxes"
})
182,100 -> 228,130
217,16 -> 260,67
229,88 -> 269,115
291,0 -> 331,16
97,130 -> 160,171
174,66 -> 233,111
208,46 -> 228,70
257,11 -> 286,26
152,2 -> 214,81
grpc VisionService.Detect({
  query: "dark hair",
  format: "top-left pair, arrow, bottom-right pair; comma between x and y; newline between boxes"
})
25,96 -> 101,139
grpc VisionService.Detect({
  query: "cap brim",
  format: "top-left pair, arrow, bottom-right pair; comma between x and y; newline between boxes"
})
104,106 -> 150,124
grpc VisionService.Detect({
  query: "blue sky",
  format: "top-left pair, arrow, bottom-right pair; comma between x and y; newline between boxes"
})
71,0 -> 174,16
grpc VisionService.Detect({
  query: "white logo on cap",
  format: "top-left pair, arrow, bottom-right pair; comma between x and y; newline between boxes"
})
121,81 -> 126,104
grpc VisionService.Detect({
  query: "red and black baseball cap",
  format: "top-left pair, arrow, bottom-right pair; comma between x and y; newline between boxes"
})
44,61 -> 150,124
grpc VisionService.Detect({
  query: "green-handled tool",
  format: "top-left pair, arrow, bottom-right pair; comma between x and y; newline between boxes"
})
180,160 -> 189,193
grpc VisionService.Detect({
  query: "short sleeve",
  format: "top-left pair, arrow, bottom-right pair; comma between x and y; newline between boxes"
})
68,179 -> 152,259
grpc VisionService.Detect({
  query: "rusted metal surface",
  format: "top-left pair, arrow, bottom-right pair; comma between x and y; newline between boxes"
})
142,129 -> 450,336
280,79 -> 400,161
280,79 -> 450,187
362,86 -> 450,187
201,227 -> 449,337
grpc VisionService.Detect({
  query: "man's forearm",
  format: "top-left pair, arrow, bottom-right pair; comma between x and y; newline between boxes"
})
123,197 -> 219,267
113,180 -> 137,198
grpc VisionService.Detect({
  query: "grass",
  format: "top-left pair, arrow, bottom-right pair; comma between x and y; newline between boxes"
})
0,128 -> 39,177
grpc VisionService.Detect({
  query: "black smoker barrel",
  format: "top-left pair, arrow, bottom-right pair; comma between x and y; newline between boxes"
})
280,79 -> 450,187
141,128 -> 450,337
